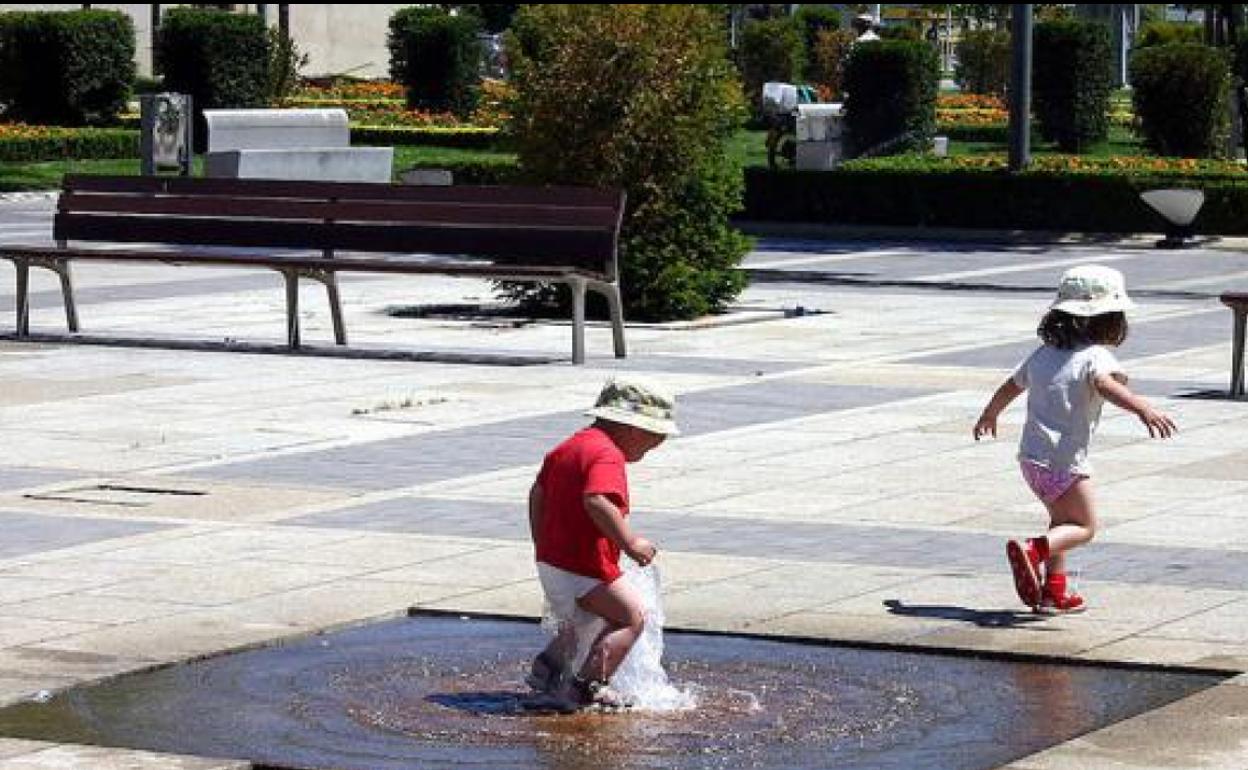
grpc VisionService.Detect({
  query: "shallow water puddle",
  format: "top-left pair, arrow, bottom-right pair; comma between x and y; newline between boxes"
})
0,613 -> 1225,770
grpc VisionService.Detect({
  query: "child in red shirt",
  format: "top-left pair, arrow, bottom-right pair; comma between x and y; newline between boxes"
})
527,377 -> 679,709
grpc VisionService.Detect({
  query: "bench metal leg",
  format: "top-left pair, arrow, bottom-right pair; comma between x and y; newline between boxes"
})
569,276 -> 587,365
14,259 -> 29,337
284,270 -> 301,349
590,280 -> 627,359
324,274 -> 347,345
57,261 -> 78,332
1232,309 -> 1247,398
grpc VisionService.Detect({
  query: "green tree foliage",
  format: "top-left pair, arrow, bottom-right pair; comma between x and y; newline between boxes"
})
954,29 -> 1010,95
1130,43 -> 1230,157
504,4 -> 751,322
0,9 -> 135,125
739,18 -> 804,117
1032,20 -> 1113,152
156,8 -> 270,113
388,7 -> 482,118
844,40 -> 939,157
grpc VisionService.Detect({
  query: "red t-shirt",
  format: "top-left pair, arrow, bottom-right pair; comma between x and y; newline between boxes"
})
534,426 -> 630,581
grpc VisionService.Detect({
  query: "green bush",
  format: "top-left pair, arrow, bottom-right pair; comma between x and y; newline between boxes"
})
0,10 -> 135,126
0,127 -> 138,162
506,4 -> 750,322
1135,21 -> 1202,48
739,18 -> 804,117
1130,44 -> 1230,158
809,28 -> 856,99
955,29 -> 1010,96
267,28 -> 309,103
351,125 -> 502,149
879,25 -> 922,42
794,6 -> 840,80
388,7 -> 482,118
844,40 -> 938,157
399,158 -> 519,185
156,7 -> 270,147
1033,20 -> 1113,152
742,163 -> 1248,234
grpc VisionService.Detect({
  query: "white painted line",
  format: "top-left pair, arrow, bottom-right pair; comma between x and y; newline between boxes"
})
747,249 -> 913,270
1159,269 -> 1248,291
916,252 -> 1137,282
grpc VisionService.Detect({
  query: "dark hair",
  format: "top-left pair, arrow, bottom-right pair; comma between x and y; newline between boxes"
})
1038,309 -> 1128,349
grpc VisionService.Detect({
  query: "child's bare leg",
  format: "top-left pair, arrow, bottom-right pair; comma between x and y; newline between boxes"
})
537,623 -> 577,670
575,578 -> 645,683
1043,478 -> 1098,575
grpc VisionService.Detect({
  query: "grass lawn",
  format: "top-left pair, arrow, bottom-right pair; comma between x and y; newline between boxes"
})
0,126 -> 1151,192
950,126 -> 1145,158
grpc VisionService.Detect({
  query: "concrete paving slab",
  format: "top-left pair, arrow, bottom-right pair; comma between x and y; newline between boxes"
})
2,223 -> 1247,769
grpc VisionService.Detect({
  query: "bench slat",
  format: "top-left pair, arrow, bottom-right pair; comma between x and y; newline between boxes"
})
58,192 -> 622,229
63,174 -> 624,209
0,245 -> 604,279
54,213 -> 616,268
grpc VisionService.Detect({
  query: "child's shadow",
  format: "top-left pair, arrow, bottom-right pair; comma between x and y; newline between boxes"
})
427,691 -> 574,717
883,599 -> 1045,628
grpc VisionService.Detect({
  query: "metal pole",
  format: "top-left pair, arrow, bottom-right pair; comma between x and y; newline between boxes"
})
1009,5 -> 1033,172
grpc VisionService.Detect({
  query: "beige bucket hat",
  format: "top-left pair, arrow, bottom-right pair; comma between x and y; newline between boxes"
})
1049,265 -> 1135,317
585,377 -> 680,437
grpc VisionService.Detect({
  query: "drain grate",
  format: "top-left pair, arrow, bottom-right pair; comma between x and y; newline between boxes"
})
24,484 -> 207,508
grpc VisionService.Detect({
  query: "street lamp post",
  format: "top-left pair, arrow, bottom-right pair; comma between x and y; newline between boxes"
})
1009,4 -> 1033,172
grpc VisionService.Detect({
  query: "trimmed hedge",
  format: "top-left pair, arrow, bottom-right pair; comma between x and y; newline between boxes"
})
399,159 -> 519,185
352,125 -> 502,149
955,30 -> 1010,96
1130,44 -> 1230,158
739,18 -> 804,117
0,10 -> 135,126
156,7 -> 270,149
794,6 -> 840,81
844,40 -> 938,156
1033,20 -> 1113,152
742,164 -> 1248,233
1135,21 -> 1202,48
0,127 -> 138,162
388,7 -> 482,118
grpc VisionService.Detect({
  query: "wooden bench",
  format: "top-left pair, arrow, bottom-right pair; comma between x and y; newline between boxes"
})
1222,291 -> 1247,397
0,174 -> 627,364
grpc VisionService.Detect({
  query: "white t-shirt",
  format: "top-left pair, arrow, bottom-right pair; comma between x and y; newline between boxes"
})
1011,344 -> 1125,475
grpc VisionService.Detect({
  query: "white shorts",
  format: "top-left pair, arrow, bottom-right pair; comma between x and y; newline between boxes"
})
536,562 -> 604,624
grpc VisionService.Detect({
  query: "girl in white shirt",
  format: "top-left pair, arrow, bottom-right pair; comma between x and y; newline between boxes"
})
974,265 -> 1176,614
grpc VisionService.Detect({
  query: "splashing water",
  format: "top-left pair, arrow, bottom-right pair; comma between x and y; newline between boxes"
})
610,558 -> 697,711
539,557 -> 697,712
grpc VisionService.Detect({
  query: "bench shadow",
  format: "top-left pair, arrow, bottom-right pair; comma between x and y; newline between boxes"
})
1172,388 -> 1244,402
0,332 -> 556,367
883,599 -> 1045,628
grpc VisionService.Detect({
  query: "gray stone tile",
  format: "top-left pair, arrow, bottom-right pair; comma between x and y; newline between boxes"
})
0,512 -> 169,561
0,470 -> 84,494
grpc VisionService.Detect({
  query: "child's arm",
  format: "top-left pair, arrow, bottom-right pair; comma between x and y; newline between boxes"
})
528,482 -> 544,545
584,493 -> 657,566
973,377 -> 1025,440
1094,373 -> 1177,438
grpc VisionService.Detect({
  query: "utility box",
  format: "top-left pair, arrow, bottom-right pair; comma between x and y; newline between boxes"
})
795,103 -> 845,170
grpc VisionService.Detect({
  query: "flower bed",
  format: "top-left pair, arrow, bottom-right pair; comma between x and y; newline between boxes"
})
0,123 -> 138,162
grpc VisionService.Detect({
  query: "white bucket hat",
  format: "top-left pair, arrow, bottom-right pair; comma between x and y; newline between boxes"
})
1049,265 -> 1135,317
585,377 -> 680,437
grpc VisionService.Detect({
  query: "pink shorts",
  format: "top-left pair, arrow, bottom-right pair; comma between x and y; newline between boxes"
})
1019,461 -> 1086,504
